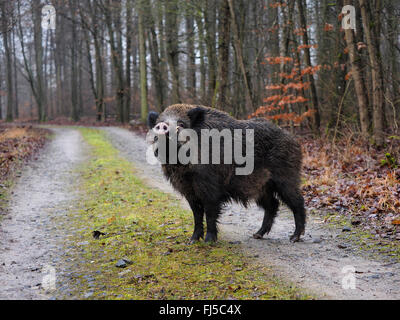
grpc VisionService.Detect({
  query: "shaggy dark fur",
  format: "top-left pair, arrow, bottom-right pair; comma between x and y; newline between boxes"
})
148,104 -> 306,243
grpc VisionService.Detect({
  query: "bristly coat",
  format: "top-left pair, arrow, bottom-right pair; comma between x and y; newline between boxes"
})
148,104 -> 306,243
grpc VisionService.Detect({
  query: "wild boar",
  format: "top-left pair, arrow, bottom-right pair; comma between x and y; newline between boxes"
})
147,104 -> 306,243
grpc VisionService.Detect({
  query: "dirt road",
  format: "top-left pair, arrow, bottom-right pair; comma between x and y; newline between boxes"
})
0,126 -> 399,299
0,128 -> 87,300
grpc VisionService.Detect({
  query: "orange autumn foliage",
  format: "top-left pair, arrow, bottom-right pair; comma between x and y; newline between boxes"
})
251,109 -> 316,124
345,72 -> 352,81
283,82 -> 311,92
254,51 -> 321,125
294,28 -> 307,36
263,95 -> 281,103
265,84 -> 283,90
266,56 -> 293,65
324,23 -> 334,32
297,44 -> 318,52
269,1 -> 287,8
300,65 -> 321,77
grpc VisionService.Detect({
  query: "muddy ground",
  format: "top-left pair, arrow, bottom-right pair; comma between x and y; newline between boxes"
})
0,127 -> 399,300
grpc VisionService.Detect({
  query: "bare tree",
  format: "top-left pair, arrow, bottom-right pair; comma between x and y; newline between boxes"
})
215,0 -> 230,110
1,0 -> 14,122
359,0 -> 384,146
103,0 -> 126,122
165,0 -> 181,104
344,0 -> 370,137
297,0 -> 320,133
228,0 -> 255,113
138,0 -> 148,122
33,0 -> 47,121
148,0 -> 165,111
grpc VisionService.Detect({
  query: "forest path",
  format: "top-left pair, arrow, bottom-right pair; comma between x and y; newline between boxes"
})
1,127 -> 399,300
0,128 -> 88,300
103,127 -> 400,300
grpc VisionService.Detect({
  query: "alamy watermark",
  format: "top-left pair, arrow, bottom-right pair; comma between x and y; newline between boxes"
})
342,5 -> 356,31
41,265 -> 57,292
42,4 -> 56,31
342,265 -> 356,290
146,122 -> 255,176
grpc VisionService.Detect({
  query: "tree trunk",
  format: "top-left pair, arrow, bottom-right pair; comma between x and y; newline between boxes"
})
344,0 -> 370,137
69,0 -> 79,122
1,0 -> 14,122
215,0 -> 230,110
279,0 -> 295,131
195,14 -> 207,103
297,0 -> 320,133
387,1 -> 399,128
94,2 -> 106,121
359,0 -> 384,146
12,26 -> 19,119
0,57 -> 3,120
148,0 -> 165,111
186,14 -> 196,101
204,0 -> 217,105
138,0 -> 148,123
228,0 -> 255,114
156,2 -> 167,109
104,0 -> 125,123
54,2 -> 65,117
33,0 -> 47,122
125,0 -> 133,121
165,0 -> 181,104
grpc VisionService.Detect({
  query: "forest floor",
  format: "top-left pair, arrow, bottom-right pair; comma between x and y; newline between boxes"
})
0,126 -> 399,300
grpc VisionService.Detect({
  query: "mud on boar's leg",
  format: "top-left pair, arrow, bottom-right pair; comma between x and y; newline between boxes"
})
187,197 -> 205,243
254,185 -> 280,239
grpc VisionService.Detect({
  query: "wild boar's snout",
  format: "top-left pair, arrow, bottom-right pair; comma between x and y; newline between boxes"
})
153,122 -> 169,135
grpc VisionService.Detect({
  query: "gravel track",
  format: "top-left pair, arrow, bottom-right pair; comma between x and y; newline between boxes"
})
0,128 -> 87,300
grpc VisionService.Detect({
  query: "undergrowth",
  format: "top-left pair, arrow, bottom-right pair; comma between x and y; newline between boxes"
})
301,134 -> 400,241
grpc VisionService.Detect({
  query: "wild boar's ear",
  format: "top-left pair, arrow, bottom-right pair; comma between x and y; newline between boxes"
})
187,107 -> 205,128
147,112 -> 159,129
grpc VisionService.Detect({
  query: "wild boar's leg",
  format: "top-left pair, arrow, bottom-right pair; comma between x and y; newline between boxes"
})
204,203 -> 221,243
276,183 -> 306,242
186,196 -> 205,243
254,189 -> 280,239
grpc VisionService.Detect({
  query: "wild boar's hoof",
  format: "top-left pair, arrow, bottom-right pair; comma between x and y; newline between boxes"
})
253,233 -> 264,240
205,233 -> 218,243
290,231 -> 304,243
189,232 -> 204,244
